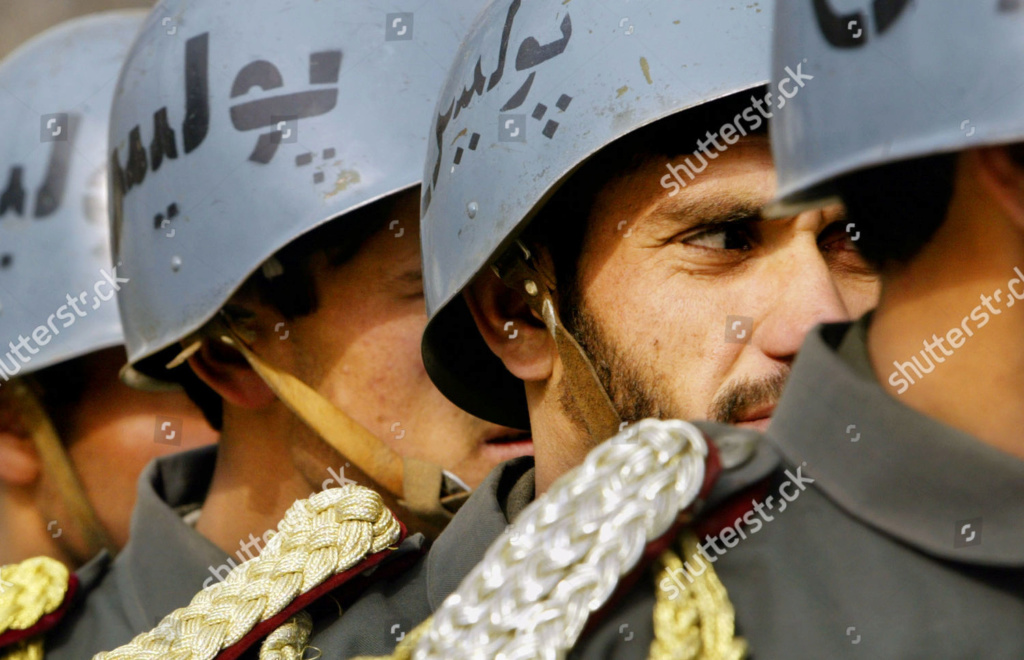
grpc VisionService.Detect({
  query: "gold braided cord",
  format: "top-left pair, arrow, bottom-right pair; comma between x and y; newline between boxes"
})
0,639 -> 43,660
649,533 -> 747,660
258,610 -> 313,660
95,485 -> 400,660
0,556 -> 69,660
0,557 -> 69,633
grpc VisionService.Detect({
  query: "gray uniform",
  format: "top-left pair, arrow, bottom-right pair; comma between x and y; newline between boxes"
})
312,317 -> 1024,658
46,446 -> 228,659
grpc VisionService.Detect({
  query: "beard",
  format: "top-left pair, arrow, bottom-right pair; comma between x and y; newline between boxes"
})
561,295 -> 789,435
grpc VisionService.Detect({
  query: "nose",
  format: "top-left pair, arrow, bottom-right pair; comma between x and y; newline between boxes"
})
755,224 -> 851,362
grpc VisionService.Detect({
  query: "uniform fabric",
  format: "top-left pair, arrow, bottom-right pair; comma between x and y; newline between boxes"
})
45,446 -> 227,658
584,318 -> 1024,658
312,318 -> 1024,658
306,458 -> 535,657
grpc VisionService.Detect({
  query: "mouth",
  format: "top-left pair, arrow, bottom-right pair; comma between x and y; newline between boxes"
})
733,404 -> 776,432
482,429 -> 534,459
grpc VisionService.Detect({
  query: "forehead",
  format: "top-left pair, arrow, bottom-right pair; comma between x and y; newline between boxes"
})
591,136 -> 774,217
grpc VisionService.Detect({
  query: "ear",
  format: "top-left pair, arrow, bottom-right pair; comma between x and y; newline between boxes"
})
187,338 -> 277,409
0,427 -> 40,487
464,268 -> 557,383
975,146 -> 1024,231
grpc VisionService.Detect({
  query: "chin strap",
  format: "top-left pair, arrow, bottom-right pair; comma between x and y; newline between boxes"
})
491,241 -> 622,444
7,381 -> 117,560
350,419 -> 744,660
166,312 -> 457,536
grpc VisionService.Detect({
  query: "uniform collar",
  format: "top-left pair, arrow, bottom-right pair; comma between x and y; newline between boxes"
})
424,457 -> 535,609
110,445 -> 228,630
768,317 -> 1024,566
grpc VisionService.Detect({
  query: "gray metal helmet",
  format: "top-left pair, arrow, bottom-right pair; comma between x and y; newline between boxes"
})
0,11 -> 143,377
420,0 -> 773,428
111,0 -> 484,383
767,0 -> 1024,217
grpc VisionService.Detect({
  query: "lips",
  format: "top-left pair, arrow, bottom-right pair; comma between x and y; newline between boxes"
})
485,430 -> 532,445
734,404 -> 776,432
482,430 -> 534,459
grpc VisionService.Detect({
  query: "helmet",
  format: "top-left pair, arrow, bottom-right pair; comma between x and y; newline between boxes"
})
0,11 -> 143,377
766,0 -> 1024,218
111,0 -> 485,382
420,0 -> 773,429
0,11 -> 146,560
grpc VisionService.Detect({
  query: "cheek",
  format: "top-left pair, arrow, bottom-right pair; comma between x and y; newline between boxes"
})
836,276 -> 881,318
585,262 -> 742,407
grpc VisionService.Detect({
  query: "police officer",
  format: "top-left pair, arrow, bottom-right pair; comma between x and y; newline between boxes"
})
0,12 -> 217,659
381,1 -> 1024,658
54,1 -> 529,658
247,1 -> 882,657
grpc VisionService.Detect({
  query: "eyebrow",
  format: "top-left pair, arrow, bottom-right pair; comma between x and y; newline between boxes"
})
647,191 -> 766,233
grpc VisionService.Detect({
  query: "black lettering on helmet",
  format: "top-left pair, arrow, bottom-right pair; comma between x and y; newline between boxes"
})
183,32 -> 210,154
124,126 -> 149,192
812,0 -> 912,48
0,167 -> 26,218
424,2 -> 573,211
34,114 -> 80,218
150,108 -> 179,172
228,51 -> 342,164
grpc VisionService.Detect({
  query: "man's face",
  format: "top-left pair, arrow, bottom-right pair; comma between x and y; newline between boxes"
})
54,347 -> 217,564
565,136 -> 878,432
261,191 -> 531,489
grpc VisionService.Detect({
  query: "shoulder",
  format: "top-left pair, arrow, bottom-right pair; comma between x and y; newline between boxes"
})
303,535 -> 431,658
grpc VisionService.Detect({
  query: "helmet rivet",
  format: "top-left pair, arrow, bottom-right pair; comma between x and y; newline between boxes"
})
466,201 -> 478,219
171,255 -> 182,272
524,280 -> 538,296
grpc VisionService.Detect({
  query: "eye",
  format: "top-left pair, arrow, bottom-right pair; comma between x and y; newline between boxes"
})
818,221 -> 858,253
680,221 -> 757,251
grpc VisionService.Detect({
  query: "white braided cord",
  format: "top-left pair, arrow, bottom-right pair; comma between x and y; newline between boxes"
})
413,419 -> 708,660
95,485 -> 400,660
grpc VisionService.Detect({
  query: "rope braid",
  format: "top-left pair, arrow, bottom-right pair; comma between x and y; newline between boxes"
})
95,485 -> 400,660
412,419 -> 725,658
0,557 -> 70,660
258,610 -> 313,659
649,533 -> 746,660
355,419 -> 746,660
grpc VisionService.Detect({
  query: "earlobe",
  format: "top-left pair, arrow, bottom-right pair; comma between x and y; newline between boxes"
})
187,338 -> 278,409
975,146 -> 1024,231
464,271 -> 556,383
0,429 -> 41,487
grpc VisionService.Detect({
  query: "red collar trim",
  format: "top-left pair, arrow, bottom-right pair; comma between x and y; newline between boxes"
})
213,516 -> 409,660
0,573 -> 79,648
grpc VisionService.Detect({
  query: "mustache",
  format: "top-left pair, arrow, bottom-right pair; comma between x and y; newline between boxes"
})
708,369 -> 789,424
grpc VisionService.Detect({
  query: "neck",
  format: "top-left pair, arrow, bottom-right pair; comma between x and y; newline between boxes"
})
526,377 -> 602,498
195,404 -> 321,557
0,484 -> 70,567
868,178 -> 1024,459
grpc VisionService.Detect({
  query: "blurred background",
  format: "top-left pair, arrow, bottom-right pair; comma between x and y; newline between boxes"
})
0,0 -> 153,59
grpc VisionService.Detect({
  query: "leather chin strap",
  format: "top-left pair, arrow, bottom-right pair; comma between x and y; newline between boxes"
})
7,380 -> 118,560
166,313 -> 457,536
492,240 -> 623,444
